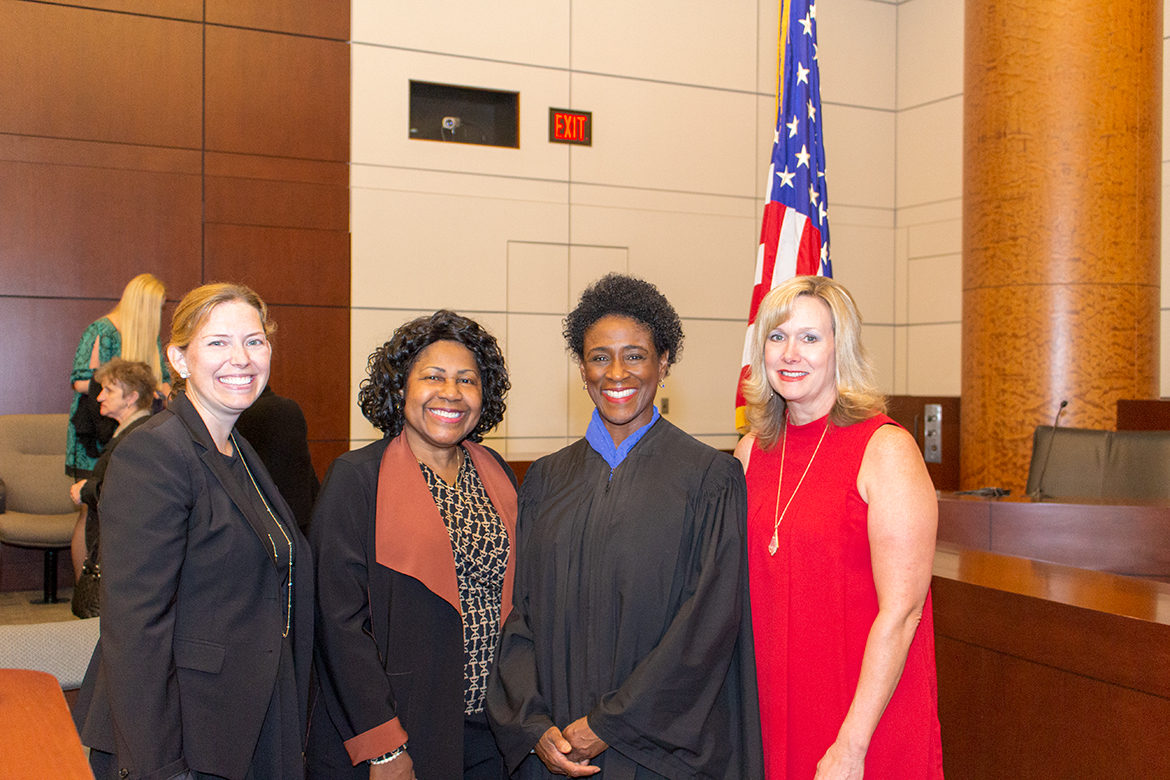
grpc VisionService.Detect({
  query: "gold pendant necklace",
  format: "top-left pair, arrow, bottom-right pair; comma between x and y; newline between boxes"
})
768,413 -> 830,556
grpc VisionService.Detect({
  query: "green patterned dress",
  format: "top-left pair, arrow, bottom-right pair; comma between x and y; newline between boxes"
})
66,318 -> 169,476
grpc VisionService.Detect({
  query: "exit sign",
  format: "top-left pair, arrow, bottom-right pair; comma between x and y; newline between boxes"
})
549,108 -> 592,145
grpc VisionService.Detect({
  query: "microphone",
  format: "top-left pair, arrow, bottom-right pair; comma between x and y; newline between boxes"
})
1029,399 -> 1068,500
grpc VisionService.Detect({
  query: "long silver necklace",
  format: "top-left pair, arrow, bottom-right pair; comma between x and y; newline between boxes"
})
232,433 -> 293,637
768,413 -> 830,556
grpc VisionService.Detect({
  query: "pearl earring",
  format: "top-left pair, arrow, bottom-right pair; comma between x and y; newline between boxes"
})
180,370 -> 189,379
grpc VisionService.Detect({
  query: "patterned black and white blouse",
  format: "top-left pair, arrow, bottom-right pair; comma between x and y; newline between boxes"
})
419,454 -> 510,714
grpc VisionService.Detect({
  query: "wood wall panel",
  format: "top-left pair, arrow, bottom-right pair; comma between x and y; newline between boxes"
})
0,0 -> 349,511
41,1 -> 202,20
0,298 -> 113,415
205,26 -> 349,161
203,159 -> 348,231
0,158 -> 202,298
0,2 -> 202,147
206,0 -> 349,40
309,441 -> 352,482
204,224 -> 350,308
264,304 -> 350,453
886,395 -> 960,491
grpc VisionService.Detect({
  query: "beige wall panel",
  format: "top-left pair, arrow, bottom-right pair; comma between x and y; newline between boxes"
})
908,218 -> 962,260
1163,165 -> 1170,308
568,196 -> 757,320
894,223 -> 910,325
351,45 -> 571,179
896,96 -> 963,209
351,163 -> 569,202
908,254 -> 962,325
822,104 -> 896,209
832,204 -> 896,230
757,0 -> 780,95
1162,310 -> 1170,396
898,199 -> 963,229
897,0 -> 964,109
829,223 -> 897,324
662,318 -> 748,444
907,323 -> 961,397
861,323 -> 896,396
508,242 -> 570,315
503,313 -> 572,441
571,0 -> 758,91
817,0 -> 897,110
566,73 -> 756,197
0,3 -> 201,148
755,95 -> 780,202
1164,40 -> 1170,161
566,246 -> 630,311
350,183 -> 569,312
352,0 -> 570,67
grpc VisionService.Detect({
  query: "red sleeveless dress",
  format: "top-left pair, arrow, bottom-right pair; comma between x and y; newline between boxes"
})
746,413 -> 944,780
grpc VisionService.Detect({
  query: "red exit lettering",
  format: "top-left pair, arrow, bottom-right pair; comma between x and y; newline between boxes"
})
549,109 -> 591,145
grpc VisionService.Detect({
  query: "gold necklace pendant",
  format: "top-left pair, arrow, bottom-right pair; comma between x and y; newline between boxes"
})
768,413 -> 830,557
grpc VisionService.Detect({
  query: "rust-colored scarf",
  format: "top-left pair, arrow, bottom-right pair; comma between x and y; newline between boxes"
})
374,433 -> 516,624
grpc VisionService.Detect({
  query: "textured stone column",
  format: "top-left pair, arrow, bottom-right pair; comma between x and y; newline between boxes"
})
962,0 -> 1161,493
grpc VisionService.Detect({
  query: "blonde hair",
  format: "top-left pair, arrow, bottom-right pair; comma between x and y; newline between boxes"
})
168,283 -> 275,398
743,276 -> 885,450
112,273 -> 167,384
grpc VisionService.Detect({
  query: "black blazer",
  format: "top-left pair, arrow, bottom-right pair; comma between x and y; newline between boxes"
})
74,393 -> 314,780
234,385 -> 320,534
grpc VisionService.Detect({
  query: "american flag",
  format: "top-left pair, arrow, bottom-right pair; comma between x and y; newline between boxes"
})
735,0 -> 831,431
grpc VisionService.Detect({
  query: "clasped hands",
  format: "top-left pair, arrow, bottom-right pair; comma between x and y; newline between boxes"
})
535,717 -> 606,777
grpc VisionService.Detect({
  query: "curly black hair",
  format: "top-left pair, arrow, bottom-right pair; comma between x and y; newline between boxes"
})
358,310 -> 509,440
563,274 -> 684,366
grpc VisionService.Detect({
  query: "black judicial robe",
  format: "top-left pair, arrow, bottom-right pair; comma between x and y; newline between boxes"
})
486,418 -> 763,779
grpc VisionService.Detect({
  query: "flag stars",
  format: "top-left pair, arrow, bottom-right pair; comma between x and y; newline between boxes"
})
799,12 -> 813,36
810,4 -> 817,19
818,201 -> 828,224
777,166 -> 796,188
808,185 -> 819,206
795,145 -> 811,168
807,99 -> 817,122
787,115 -> 800,138
796,62 -> 809,86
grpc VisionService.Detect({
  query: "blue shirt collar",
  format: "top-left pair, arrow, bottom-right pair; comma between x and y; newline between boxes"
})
585,406 -> 661,469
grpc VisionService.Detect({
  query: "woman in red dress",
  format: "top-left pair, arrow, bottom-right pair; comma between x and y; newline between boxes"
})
735,276 -> 944,780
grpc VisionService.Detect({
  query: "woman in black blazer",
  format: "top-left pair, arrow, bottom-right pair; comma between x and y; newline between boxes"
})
308,310 -> 514,780
74,283 -> 313,780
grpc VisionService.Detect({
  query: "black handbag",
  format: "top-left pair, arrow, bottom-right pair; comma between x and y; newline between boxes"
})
72,546 -> 101,619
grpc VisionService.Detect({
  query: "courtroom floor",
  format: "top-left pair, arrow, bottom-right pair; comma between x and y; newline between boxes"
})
0,589 -> 76,625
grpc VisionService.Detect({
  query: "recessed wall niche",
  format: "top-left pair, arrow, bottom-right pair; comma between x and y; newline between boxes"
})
409,81 -> 519,148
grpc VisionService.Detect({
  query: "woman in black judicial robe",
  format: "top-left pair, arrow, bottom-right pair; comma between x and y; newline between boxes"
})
486,274 -> 763,779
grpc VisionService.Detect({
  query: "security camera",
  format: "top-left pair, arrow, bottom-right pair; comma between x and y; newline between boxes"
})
442,116 -> 462,130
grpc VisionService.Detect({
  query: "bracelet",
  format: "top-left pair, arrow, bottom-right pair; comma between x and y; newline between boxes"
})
369,742 -> 409,765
